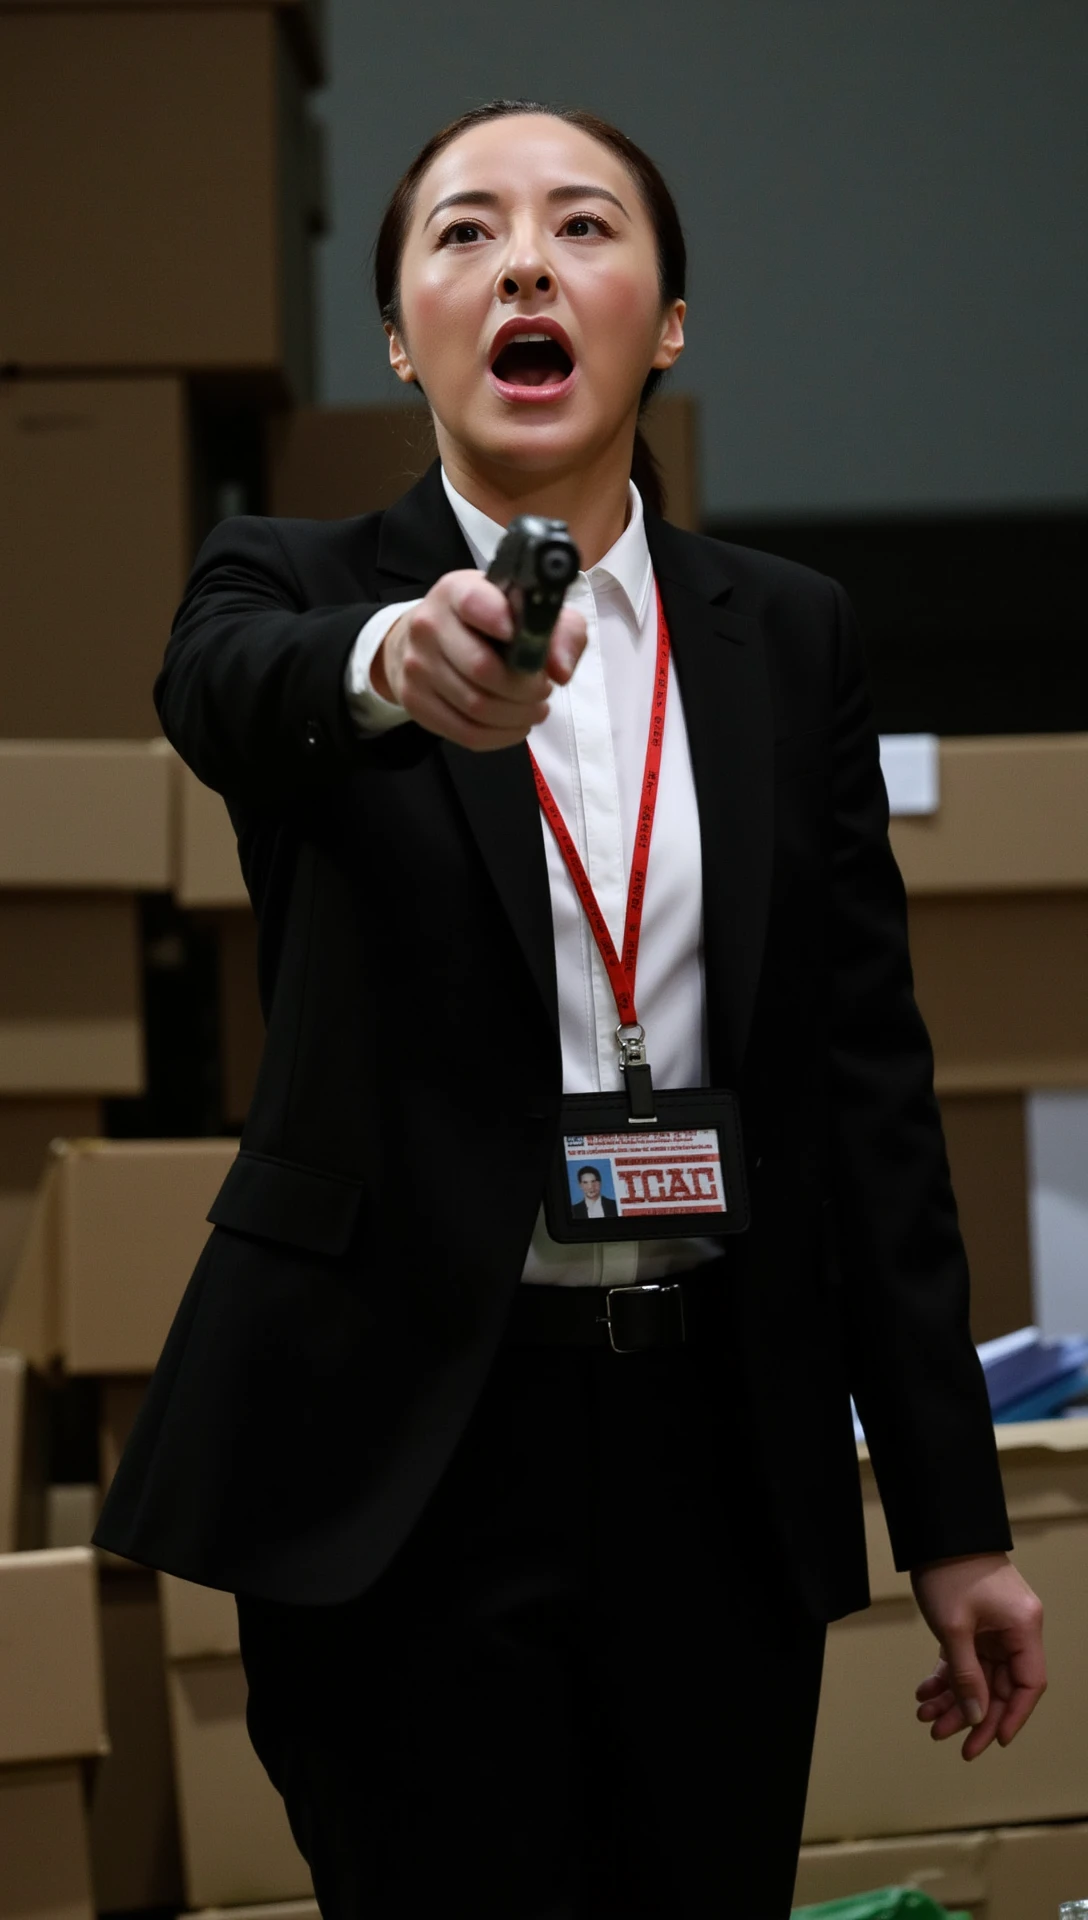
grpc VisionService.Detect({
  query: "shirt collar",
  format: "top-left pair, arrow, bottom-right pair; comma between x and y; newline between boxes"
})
440,468 -> 654,630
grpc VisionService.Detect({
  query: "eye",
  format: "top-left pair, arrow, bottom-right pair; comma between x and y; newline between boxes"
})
437,219 -> 489,247
560,212 -> 613,238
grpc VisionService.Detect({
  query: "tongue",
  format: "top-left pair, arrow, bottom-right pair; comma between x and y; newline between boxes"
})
492,341 -> 571,387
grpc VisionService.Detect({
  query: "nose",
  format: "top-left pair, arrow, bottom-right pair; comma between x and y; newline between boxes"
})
495,225 -> 555,302
496,264 -> 553,300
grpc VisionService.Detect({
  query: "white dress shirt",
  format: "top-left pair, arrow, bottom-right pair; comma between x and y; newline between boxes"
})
345,471 -> 721,1287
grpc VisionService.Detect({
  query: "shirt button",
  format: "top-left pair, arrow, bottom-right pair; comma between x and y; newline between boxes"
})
302,719 -> 324,751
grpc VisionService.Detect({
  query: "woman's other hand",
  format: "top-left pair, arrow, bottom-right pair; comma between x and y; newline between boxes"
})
911,1552 -> 1046,1760
372,570 -> 587,752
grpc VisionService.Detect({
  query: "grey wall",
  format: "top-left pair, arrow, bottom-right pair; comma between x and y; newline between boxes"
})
313,0 -> 1087,518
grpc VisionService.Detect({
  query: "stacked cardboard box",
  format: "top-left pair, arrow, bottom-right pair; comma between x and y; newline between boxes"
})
160,1574 -> 313,1906
2,19 -> 325,1894
0,1137 -> 238,1911
0,741 -> 178,1324
796,1825 -> 1088,1918
0,1 -> 325,399
0,1546 -> 109,1920
886,733 -> 1088,1338
797,1421 -> 1088,1917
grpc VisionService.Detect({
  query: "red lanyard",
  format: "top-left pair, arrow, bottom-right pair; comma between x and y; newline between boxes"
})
527,585 -> 670,1039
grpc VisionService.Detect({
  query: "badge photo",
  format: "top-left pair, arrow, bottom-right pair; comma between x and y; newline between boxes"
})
543,1089 -> 749,1244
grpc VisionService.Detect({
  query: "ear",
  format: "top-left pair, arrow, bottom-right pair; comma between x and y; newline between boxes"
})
385,320 -> 417,386
651,298 -> 686,373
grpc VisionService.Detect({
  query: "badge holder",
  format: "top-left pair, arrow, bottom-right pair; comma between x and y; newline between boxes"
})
530,583 -> 749,1245
543,1026 -> 749,1245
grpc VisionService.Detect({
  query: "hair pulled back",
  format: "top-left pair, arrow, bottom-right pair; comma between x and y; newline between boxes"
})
373,99 -> 686,518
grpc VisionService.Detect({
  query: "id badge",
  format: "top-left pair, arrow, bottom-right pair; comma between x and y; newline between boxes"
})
543,1088 -> 749,1243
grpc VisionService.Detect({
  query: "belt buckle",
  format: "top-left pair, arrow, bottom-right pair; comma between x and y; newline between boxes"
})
600,1281 -> 686,1354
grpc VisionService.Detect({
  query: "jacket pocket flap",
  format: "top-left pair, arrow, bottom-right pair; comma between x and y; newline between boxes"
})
207,1149 -> 363,1257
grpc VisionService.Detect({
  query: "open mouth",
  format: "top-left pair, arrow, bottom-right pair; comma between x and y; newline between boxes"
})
489,331 -> 576,394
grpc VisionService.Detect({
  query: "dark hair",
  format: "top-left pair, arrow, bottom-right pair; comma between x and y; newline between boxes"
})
577,1166 -> 602,1183
373,99 -> 686,517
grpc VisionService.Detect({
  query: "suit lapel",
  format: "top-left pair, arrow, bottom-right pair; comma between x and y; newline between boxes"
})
375,466 -> 560,1036
648,518 -> 775,1084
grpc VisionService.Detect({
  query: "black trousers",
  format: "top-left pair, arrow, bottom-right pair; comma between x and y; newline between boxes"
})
237,1282 -> 826,1919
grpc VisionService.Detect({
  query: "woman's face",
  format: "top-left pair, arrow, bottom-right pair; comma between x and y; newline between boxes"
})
388,115 -> 685,477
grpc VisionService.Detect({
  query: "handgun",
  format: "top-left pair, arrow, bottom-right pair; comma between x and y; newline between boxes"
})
485,515 -> 581,674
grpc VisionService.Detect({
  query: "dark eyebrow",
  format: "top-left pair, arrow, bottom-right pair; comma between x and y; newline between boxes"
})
423,190 -> 502,230
423,182 -> 630,230
546,183 -> 630,219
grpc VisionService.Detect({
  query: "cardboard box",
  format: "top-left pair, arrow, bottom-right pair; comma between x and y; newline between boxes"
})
267,392 -> 700,529
795,1823 -> 1088,1920
0,1139 -> 238,1373
45,1485 -> 100,1553
267,404 -> 437,519
0,1353 -> 47,1557
796,1828 -> 989,1913
0,1351 -> 25,1554
641,393 -> 700,530
89,1570 -> 184,1913
97,1382 -> 156,1574
160,1570 -> 241,1662
0,1547 -> 107,1767
910,892 -> 1088,1092
0,10 -> 318,396
0,743 -> 173,888
174,759 -> 249,909
160,1564 -> 309,1902
0,1762 -> 96,1920
5,0 -> 329,88
940,1093 -> 1032,1343
167,1658 -> 312,1906
0,1101 -> 101,1316
0,378 -> 189,738
193,1905 -> 320,1920
0,898 -> 143,1096
803,1420 -> 1088,1842
890,735 -> 1088,894
99,1379 -> 150,1497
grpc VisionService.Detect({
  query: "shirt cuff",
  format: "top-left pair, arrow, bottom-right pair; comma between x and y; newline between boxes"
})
343,601 -> 421,736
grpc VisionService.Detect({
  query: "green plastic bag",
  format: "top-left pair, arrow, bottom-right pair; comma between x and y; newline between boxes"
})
792,1890 -> 971,1919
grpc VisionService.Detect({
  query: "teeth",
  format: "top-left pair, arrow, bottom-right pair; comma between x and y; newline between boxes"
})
510,332 -> 551,343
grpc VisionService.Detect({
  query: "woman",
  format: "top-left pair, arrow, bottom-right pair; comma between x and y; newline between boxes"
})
96,100 -> 1046,1918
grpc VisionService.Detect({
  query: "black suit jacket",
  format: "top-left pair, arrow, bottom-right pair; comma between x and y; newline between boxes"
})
94,462 -> 1011,1616
570,1197 -> 619,1220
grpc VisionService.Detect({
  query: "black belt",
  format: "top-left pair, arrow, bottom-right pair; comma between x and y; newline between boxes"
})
505,1259 -> 728,1353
